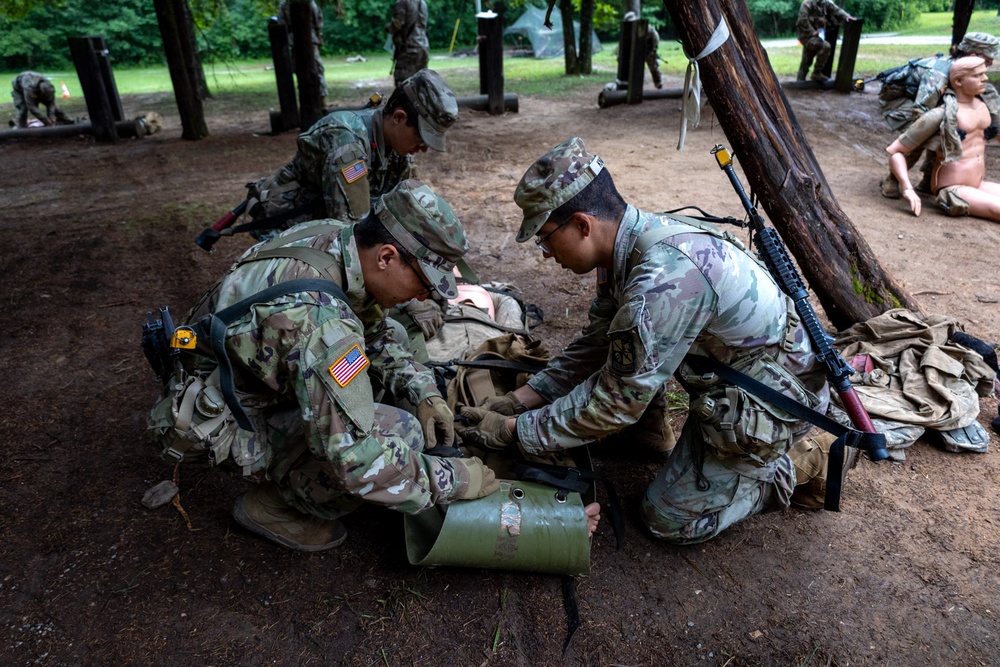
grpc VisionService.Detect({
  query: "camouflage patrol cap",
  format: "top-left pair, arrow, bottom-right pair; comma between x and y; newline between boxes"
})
513,136 -> 605,243
400,69 -> 459,152
375,179 -> 468,299
957,32 -> 1000,61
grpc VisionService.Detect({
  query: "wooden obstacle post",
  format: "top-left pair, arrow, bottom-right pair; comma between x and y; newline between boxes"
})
625,19 -> 649,104
67,36 -> 121,143
834,18 -> 864,93
268,18 -> 300,134
477,12 -> 505,115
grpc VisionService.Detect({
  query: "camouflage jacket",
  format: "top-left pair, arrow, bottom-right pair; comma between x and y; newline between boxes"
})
517,206 -> 830,456
389,0 -> 429,53
189,219 -> 461,512
288,108 -> 414,222
11,71 -> 55,123
795,0 -> 850,44
278,0 -> 323,47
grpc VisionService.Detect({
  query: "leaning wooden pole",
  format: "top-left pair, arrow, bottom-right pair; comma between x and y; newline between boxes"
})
663,0 -> 921,330
952,0 -> 976,50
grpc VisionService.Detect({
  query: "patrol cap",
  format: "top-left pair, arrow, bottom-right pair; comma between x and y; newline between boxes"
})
957,32 -> 1000,61
375,179 -> 468,299
400,69 -> 459,152
38,79 -> 55,103
513,136 -> 605,243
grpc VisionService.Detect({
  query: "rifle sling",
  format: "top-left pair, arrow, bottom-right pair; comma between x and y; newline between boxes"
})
685,354 -> 886,512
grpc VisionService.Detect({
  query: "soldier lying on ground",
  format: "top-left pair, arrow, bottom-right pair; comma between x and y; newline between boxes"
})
10,71 -> 70,128
887,56 -> 1000,223
457,137 -> 838,544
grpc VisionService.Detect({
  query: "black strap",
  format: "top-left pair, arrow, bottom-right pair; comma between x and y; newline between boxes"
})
194,278 -> 350,432
685,354 -> 886,512
425,356 -> 547,375
441,315 -> 529,336
511,459 -> 625,550
227,200 -> 322,236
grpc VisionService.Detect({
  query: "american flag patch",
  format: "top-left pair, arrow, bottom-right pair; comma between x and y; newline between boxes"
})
341,160 -> 368,184
329,344 -> 369,387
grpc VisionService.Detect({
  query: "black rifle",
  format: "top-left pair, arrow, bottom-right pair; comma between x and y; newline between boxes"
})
710,145 -> 889,487
194,91 -> 384,252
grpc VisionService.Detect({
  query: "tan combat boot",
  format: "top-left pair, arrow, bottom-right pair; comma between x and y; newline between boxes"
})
232,482 -> 347,551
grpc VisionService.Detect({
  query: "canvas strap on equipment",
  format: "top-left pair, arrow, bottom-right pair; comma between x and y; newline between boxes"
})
193,278 -> 349,432
685,354 -> 885,511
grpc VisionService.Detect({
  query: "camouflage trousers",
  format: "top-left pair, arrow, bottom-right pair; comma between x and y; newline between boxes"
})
640,417 -> 796,545
393,48 -> 430,87
236,403 -> 425,520
798,36 -> 831,80
245,161 -> 323,240
644,51 -> 662,88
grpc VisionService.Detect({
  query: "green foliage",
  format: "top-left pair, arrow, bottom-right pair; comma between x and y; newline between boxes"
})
0,0 -> 161,70
748,0 -> 798,38
841,0 -> 922,31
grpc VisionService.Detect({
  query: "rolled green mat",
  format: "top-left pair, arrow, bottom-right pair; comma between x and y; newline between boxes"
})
404,479 -> 591,576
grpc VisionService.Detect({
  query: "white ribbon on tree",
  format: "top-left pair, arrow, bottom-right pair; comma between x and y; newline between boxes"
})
678,14 -> 731,151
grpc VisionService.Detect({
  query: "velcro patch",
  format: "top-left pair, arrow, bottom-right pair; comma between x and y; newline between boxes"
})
609,332 -> 637,375
329,343 -> 370,387
341,160 -> 368,184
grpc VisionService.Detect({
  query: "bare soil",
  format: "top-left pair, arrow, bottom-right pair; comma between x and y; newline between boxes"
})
2,72 -> 999,667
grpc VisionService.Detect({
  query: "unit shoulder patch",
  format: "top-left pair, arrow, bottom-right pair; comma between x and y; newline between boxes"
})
609,331 -> 637,375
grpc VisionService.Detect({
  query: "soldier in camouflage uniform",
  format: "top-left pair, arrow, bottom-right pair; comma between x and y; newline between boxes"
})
11,71 -> 69,128
173,180 -> 498,551
278,0 -> 327,99
388,0 -> 430,87
244,69 -> 456,236
879,32 -> 1000,198
457,137 -> 832,544
795,0 -> 854,82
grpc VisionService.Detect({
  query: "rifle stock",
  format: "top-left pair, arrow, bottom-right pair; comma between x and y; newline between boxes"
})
710,144 -> 888,462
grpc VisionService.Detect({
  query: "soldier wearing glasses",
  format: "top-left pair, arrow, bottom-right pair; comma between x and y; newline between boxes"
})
458,137 -> 832,545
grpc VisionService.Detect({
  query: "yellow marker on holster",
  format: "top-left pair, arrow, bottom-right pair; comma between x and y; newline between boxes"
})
711,144 -> 732,170
170,326 -> 197,350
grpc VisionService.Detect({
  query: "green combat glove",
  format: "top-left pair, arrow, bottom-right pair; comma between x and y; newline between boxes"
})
480,391 -> 527,416
403,298 -> 446,339
456,407 -> 517,451
452,456 -> 500,500
417,395 -> 454,448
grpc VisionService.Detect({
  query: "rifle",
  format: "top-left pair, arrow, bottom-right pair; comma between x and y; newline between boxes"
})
194,200 -> 248,252
709,145 -> 888,505
193,91 -> 384,252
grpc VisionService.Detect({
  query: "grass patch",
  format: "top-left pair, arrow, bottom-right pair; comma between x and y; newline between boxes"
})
3,10 -> 1000,112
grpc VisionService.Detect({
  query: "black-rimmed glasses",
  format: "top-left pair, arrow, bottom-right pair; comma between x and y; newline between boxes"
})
400,252 -> 435,298
534,217 -> 573,254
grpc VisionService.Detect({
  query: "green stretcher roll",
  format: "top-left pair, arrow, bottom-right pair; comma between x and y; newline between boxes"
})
404,480 -> 591,576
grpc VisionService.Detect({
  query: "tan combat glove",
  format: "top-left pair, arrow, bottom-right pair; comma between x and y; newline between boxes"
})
416,395 -> 455,448
450,456 -> 500,500
480,390 -> 528,416
403,298 -> 446,339
456,407 -> 517,451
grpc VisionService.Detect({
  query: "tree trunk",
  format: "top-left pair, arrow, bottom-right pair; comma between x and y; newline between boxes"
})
559,0 -> 578,75
663,0 -> 920,330
153,0 -> 208,140
289,0 -> 324,129
181,0 -> 210,100
952,0 -> 976,51
577,0 -> 594,75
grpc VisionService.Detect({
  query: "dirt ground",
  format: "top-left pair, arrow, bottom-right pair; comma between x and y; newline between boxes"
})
2,68 -> 1000,667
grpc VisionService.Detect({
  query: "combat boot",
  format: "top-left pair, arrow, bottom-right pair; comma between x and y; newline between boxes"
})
880,174 -> 901,199
810,70 -> 828,83
796,65 -> 808,81
787,431 -> 857,510
232,482 -> 347,551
